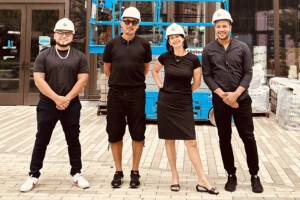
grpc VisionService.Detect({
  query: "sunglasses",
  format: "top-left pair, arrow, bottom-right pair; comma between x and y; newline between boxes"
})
56,31 -> 73,37
122,19 -> 139,26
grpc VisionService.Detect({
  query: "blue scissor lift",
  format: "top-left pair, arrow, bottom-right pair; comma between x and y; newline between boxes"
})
90,0 -> 229,125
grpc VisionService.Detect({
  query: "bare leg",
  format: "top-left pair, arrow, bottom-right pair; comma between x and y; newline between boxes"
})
132,140 -> 144,171
111,141 -> 123,171
184,140 -> 212,189
165,140 -> 179,185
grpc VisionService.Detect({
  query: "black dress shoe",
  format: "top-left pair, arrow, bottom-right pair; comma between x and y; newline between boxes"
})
225,174 -> 237,192
251,175 -> 264,193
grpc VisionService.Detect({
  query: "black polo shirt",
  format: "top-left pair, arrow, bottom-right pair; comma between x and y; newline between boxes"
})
202,38 -> 252,101
34,46 -> 89,101
103,35 -> 152,88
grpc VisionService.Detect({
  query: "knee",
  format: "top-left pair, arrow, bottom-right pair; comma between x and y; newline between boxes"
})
165,140 -> 175,146
218,132 -> 232,143
240,132 -> 256,143
35,137 -> 51,147
64,124 -> 80,136
107,126 -> 125,143
35,132 -> 52,147
66,134 -> 80,146
65,129 -> 80,145
184,140 -> 197,148
108,135 -> 123,143
131,133 -> 145,142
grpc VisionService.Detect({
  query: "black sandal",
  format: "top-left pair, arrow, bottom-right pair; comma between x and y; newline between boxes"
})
196,184 -> 219,195
170,184 -> 180,192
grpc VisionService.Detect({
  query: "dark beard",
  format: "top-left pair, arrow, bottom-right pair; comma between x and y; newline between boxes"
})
55,41 -> 71,47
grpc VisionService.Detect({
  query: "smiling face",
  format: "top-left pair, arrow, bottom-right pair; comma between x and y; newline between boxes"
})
214,20 -> 232,41
54,30 -> 73,48
168,34 -> 184,49
121,17 -> 139,37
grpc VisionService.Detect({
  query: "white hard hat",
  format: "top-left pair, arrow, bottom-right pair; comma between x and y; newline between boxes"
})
165,23 -> 185,39
212,9 -> 233,24
53,18 -> 75,34
122,7 -> 141,21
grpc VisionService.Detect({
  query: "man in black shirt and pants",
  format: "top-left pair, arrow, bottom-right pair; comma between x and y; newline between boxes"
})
103,7 -> 152,189
20,18 -> 89,192
202,9 -> 263,193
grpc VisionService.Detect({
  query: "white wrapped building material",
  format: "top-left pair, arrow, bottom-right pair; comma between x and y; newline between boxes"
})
249,85 -> 270,113
253,46 -> 267,84
249,63 -> 266,89
276,87 -> 300,130
269,77 -> 300,95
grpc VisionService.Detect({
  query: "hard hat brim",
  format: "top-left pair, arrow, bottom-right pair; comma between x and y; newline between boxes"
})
213,19 -> 233,25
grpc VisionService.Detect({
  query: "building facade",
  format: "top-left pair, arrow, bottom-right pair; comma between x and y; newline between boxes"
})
0,0 -> 299,105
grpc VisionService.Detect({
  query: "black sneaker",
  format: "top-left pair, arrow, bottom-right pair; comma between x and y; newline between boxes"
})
251,175 -> 264,193
225,174 -> 237,192
111,171 -> 124,188
130,170 -> 141,189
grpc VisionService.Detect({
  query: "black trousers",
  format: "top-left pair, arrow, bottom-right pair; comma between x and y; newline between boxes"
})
213,94 -> 259,175
29,98 -> 82,178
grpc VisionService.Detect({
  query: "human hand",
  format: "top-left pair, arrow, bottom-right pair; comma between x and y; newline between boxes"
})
55,96 -> 70,110
219,92 -> 228,99
228,101 -> 239,108
223,92 -> 238,105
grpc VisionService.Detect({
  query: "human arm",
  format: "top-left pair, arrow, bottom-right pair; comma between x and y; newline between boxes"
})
238,44 -> 253,92
144,62 -> 150,76
223,44 -> 252,107
223,86 -> 244,107
152,60 -> 164,88
202,48 -> 223,97
191,67 -> 201,91
104,62 -> 111,78
65,73 -> 89,101
33,72 -> 70,110
144,40 -> 152,76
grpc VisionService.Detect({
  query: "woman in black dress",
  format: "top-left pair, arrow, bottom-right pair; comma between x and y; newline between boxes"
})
152,23 -> 218,194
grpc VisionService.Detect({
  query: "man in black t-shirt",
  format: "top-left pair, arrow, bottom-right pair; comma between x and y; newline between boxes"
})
103,7 -> 152,189
20,18 -> 89,192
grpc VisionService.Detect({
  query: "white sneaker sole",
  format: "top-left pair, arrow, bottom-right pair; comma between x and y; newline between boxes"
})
72,180 -> 89,189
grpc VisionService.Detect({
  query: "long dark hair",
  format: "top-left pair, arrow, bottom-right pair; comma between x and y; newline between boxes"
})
166,34 -> 188,52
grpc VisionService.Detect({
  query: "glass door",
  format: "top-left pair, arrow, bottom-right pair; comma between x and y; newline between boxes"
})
0,3 -> 64,105
0,4 -> 26,105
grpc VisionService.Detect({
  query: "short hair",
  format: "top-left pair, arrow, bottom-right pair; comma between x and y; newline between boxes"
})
166,35 -> 188,52
214,19 -> 232,25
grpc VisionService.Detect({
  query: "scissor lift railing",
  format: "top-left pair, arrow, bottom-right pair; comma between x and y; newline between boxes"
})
89,0 -> 229,56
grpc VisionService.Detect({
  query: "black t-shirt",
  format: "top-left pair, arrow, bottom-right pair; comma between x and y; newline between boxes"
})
158,52 -> 200,94
34,46 -> 89,101
103,35 -> 152,88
